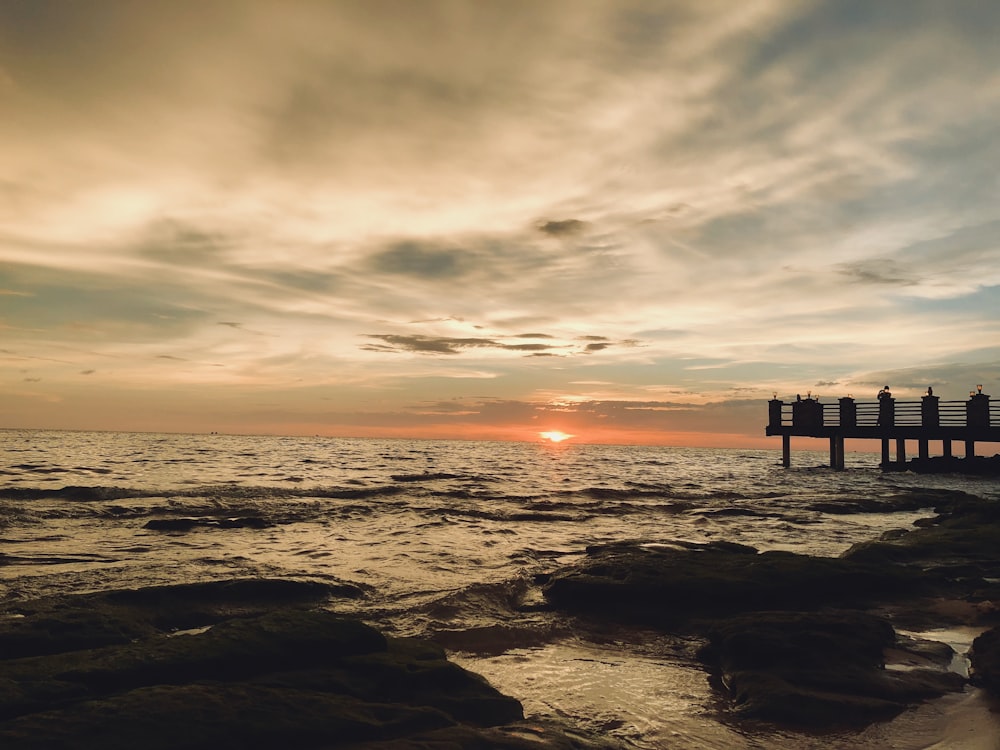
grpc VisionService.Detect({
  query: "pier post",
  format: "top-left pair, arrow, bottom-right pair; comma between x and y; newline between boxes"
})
792,397 -> 823,431
768,398 -> 784,430
838,397 -> 856,429
943,440 -> 952,458
881,439 -> 891,466
921,394 -> 940,428
966,440 -> 976,459
968,391 -> 990,430
782,434 -> 790,468
878,397 -> 895,429
896,438 -> 906,466
918,439 -> 929,460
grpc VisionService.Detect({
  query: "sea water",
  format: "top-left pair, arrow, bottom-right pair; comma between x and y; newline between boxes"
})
2,429 -> 999,748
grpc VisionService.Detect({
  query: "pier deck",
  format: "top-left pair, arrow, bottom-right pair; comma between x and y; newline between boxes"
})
766,390 -> 999,469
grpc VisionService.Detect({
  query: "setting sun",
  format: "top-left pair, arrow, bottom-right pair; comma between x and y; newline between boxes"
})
540,430 -> 575,443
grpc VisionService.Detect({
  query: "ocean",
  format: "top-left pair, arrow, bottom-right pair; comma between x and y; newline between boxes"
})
2,429 -> 999,748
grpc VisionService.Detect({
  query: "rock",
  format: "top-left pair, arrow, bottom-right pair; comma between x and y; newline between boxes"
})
842,499 -> 1000,606
969,626 -> 1000,694
143,516 -> 273,531
0,592 -> 531,749
541,535 -> 978,729
904,455 -> 1000,476
697,611 -> 965,726
542,541 -> 922,626
357,719 -> 629,749
0,578 -> 365,660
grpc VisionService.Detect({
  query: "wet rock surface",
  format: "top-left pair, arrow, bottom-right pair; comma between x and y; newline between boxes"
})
697,611 -> 965,726
543,499 -> 1000,728
0,579 -> 618,749
900,454 -> 1000,476
970,626 -> 1000,694
542,539 -> 924,626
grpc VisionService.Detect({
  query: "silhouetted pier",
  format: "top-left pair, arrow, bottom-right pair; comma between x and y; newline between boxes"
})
766,387 -> 999,470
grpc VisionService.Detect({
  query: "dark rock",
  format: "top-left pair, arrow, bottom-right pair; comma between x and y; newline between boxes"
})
537,499 -> 1000,730
697,611 -> 965,726
0,592 -> 530,749
970,626 -> 1000,694
543,541 -> 922,626
0,682 -> 454,750
842,499 -> 1000,601
357,719 -> 628,749
904,455 -> 1000,476
0,578 -> 364,660
143,516 -> 273,531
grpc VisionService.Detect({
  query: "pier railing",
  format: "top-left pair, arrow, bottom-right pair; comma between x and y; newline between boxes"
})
771,397 -> 999,429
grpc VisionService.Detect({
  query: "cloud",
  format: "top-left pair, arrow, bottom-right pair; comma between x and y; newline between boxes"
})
539,219 -> 587,237
368,242 -> 471,279
837,259 -> 916,286
362,330 -> 642,357
362,334 -> 563,356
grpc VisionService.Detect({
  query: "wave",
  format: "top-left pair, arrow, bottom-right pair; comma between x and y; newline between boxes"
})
0,483 -> 412,502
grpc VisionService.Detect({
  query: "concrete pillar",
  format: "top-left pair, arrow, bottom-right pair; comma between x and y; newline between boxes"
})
943,440 -> 952,458
921,395 -> 940,428
768,399 -> 783,430
881,439 -> 891,466
966,440 -> 976,459
968,393 -> 990,430
838,397 -> 856,429
835,436 -> 845,470
792,398 -> 823,431
878,397 -> 895,429
896,438 -> 906,466
918,439 -> 929,460
782,434 -> 790,468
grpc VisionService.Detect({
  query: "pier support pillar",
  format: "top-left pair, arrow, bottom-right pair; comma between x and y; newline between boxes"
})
896,439 -> 906,466
881,439 -> 891,466
829,436 -> 845,470
918,439 -> 929,461
943,440 -> 952,458
782,434 -> 790,468
966,440 -> 976,459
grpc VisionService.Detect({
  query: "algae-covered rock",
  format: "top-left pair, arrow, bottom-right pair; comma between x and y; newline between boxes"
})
842,499 -> 1000,608
0,682 -> 454,750
543,541 -> 922,625
697,611 -> 965,726
0,578 -> 362,659
970,625 -> 1000,694
0,583 -> 529,749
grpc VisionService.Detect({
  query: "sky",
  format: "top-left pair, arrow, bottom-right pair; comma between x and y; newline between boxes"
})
2,0 -> 1000,447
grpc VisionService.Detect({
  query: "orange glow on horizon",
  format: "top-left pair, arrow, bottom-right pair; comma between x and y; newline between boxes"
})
539,430 -> 575,443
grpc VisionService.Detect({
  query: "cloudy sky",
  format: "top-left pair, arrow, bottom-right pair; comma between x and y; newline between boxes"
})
2,0 -> 999,446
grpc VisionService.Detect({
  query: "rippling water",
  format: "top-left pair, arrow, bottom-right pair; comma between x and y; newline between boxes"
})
3,429 -> 999,748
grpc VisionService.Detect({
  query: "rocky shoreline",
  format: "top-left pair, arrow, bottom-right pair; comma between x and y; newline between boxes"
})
0,577 -> 621,749
2,496 -> 999,746
541,494 -> 1000,727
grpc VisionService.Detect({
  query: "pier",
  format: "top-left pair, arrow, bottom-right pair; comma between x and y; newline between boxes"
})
766,387 -> 1000,470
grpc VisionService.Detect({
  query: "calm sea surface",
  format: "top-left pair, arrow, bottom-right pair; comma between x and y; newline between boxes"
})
3,430 -> 999,748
